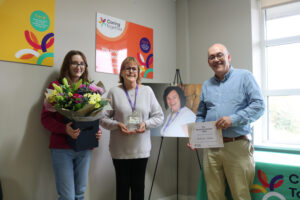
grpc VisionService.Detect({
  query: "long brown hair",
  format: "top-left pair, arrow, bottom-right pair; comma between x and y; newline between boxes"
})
119,57 -> 141,85
58,50 -> 89,84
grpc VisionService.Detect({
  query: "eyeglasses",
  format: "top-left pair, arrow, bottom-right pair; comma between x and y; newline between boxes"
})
208,53 -> 224,61
71,62 -> 85,68
124,66 -> 138,72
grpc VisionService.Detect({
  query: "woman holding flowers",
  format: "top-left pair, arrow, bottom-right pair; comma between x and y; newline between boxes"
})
41,50 -> 102,200
100,57 -> 164,200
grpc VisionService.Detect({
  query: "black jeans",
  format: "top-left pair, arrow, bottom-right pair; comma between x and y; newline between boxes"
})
112,158 -> 148,200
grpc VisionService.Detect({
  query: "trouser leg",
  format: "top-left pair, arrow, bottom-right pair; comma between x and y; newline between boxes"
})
51,149 -> 75,200
113,159 -> 131,200
203,148 -> 227,200
74,150 -> 92,200
130,158 -> 148,200
223,140 -> 255,200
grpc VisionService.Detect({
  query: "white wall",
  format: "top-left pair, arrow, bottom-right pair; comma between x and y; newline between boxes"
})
186,0 -> 254,84
0,0 -> 178,199
176,0 -> 190,82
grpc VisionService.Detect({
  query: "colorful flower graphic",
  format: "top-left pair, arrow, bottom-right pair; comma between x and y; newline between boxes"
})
251,169 -> 286,200
15,10 -> 54,66
137,37 -> 153,78
99,17 -> 106,26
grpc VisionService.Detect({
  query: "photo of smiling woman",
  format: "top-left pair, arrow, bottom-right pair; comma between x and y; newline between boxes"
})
161,86 -> 196,137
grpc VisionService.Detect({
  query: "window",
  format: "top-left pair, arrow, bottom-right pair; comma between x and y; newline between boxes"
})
255,1 -> 300,149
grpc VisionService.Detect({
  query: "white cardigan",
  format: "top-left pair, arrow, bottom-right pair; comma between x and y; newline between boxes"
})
99,85 -> 164,159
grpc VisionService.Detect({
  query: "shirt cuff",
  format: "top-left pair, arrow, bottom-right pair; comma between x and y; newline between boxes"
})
229,114 -> 239,127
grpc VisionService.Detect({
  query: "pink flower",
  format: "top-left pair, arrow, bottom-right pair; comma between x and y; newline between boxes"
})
72,93 -> 83,103
89,84 -> 104,94
72,93 -> 83,98
79,84 -> 85,89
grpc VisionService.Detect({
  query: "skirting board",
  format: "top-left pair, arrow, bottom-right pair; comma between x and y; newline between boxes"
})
157,195 -> 195,200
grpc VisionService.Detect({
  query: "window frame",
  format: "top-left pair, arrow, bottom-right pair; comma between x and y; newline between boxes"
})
254,4 -> 300,153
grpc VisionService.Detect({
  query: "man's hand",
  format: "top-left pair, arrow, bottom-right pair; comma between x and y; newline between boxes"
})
66,122 -> 80,139
216,116 -> 232,129
187,143 -> 196,150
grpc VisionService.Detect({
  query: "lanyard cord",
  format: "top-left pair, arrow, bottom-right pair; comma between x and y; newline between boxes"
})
162,109 -> 181,132
123,84 -> 138,112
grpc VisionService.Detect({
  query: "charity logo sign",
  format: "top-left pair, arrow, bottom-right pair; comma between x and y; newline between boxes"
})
96,14 -> 126,38
251,169 -> 285,200
251,168 -> 300,200
96,12 -> 154,79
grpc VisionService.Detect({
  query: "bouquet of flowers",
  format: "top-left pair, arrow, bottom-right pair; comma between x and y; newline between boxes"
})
44,77 -> 110,151
45,77 -> 110,121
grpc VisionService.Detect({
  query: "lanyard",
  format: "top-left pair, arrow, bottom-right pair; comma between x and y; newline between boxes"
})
123,84 -> 138,112
162,109 -> 180,132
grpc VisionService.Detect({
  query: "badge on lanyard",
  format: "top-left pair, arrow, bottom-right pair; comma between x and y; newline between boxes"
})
123,84 -> 141,130
127,110 -> 141,130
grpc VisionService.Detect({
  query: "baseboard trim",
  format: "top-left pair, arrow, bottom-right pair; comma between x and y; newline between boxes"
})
157,194 -> 195,200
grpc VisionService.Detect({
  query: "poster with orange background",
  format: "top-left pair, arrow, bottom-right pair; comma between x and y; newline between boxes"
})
96,13 -> 153,79
0,0 -> 55,66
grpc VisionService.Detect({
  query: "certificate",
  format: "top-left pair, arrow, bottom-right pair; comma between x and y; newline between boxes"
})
189,121 -> 224,148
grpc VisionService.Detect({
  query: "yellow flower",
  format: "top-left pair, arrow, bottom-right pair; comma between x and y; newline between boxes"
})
47,90 -> 58,103
62,77 -> 69,87
55,96 -> 64,102
52,83 -> 63,93
84,94 -> 91,98
88,94 -> 96,104
95,94 -> 101,102
89,99 -> 96,104
88,93 -> 101,105
68,92 -> 73,97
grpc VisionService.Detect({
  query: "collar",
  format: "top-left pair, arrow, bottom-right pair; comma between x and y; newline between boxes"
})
213,66 -> 234,82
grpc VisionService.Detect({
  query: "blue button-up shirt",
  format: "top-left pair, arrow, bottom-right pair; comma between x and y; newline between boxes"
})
196,66 -> 265,137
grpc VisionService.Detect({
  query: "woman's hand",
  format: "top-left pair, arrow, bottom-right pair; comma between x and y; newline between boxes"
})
118,122 -> 135,135
135,122 -> 146,134
95,129 -> 102,140
66,122 -> 80,139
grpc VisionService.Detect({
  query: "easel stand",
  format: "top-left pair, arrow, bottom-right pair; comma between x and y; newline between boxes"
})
148,69 -> 202,200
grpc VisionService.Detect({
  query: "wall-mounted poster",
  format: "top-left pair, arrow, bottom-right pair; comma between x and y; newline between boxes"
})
144,83 -> 202,137
96,12 -> 154,79
0,0 -> 55,66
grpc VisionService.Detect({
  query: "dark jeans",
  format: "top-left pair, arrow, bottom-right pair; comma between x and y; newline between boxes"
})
112,158 -> 148,200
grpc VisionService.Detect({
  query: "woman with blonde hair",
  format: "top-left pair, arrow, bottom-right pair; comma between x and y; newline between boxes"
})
100,56 -> 164,200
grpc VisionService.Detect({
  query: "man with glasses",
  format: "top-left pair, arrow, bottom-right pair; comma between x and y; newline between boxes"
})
196,43 -> 265,199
